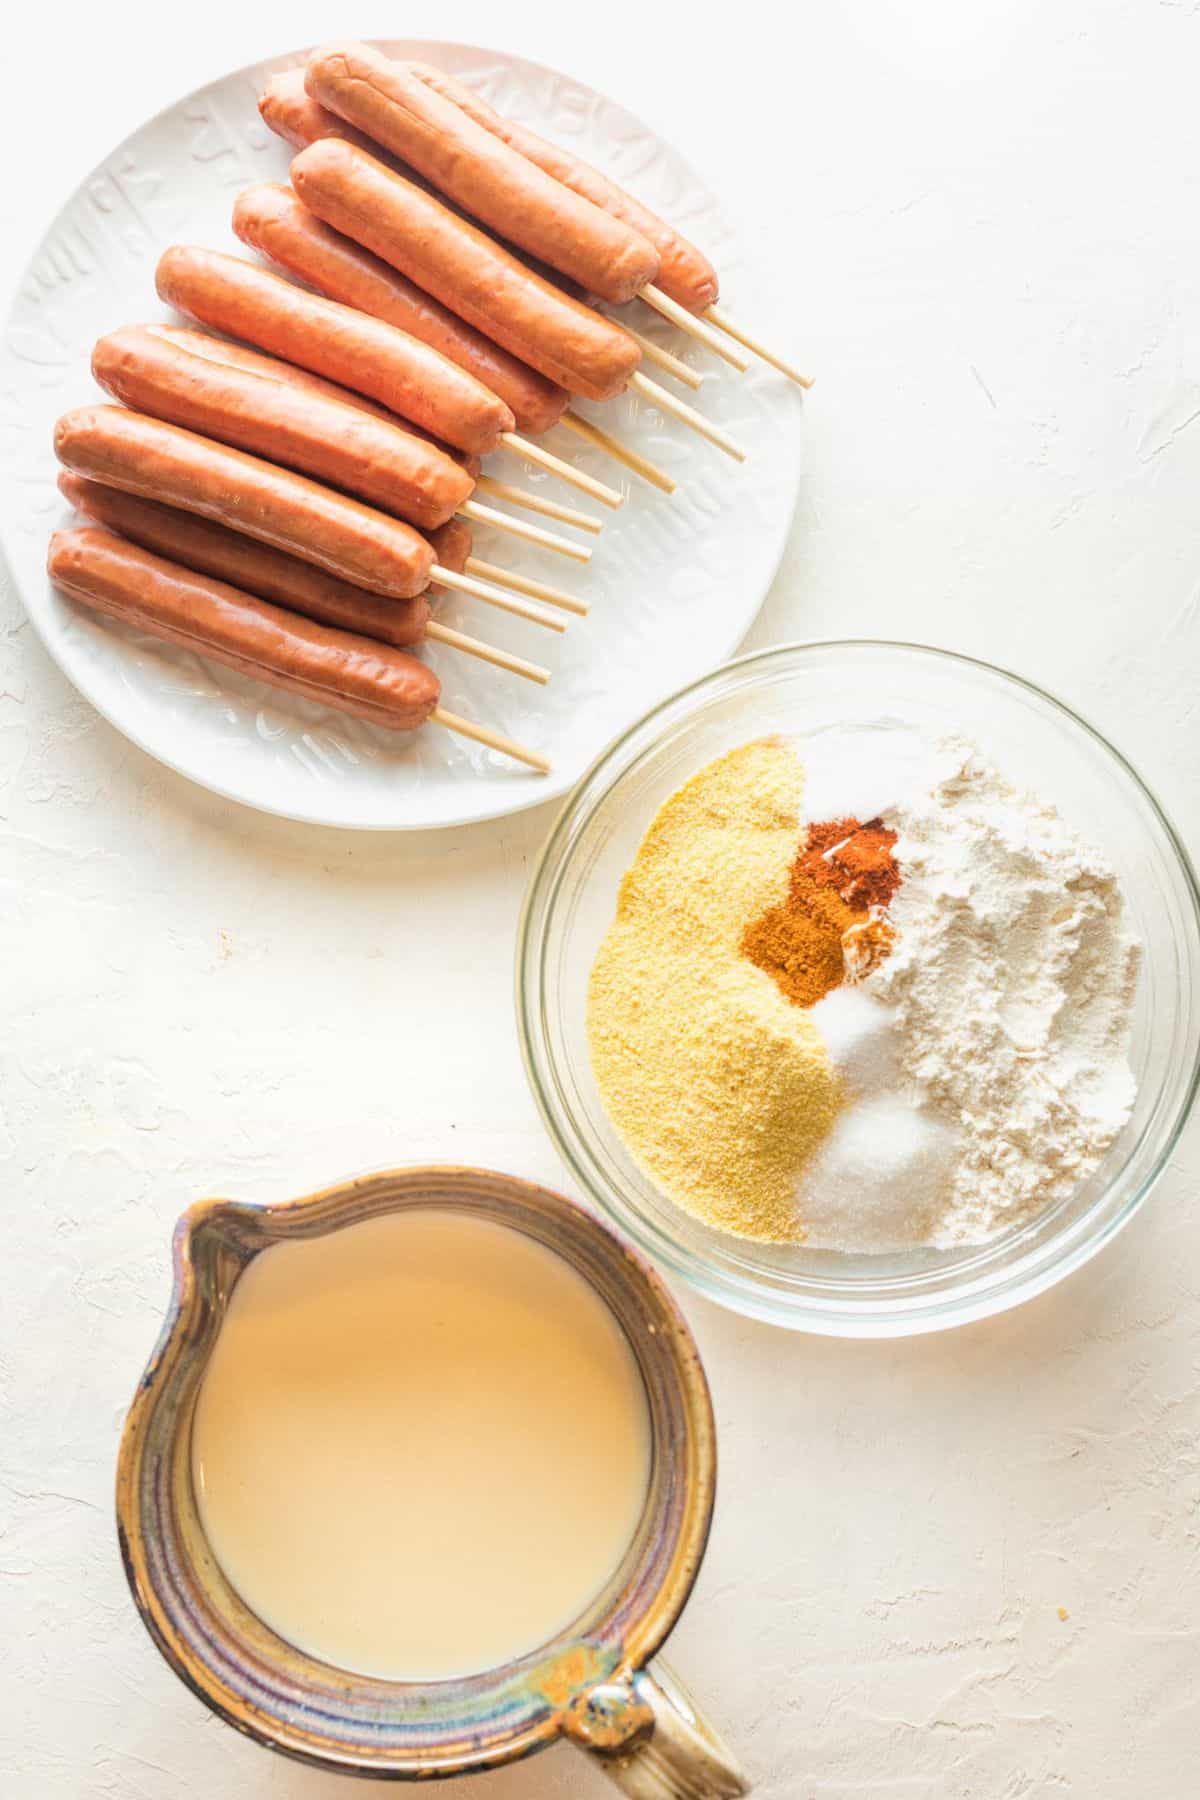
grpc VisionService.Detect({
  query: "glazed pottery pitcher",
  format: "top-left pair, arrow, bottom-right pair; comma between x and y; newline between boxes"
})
116,1167 -> 748,1797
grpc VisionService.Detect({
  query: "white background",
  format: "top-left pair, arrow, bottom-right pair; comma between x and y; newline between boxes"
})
2,1 -> 1199,1794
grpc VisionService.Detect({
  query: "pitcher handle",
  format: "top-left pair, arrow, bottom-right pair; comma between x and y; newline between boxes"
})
564,1658 -> 749,1799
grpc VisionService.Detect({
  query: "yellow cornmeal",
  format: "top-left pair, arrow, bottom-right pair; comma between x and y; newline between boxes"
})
587,738 -> 842,1243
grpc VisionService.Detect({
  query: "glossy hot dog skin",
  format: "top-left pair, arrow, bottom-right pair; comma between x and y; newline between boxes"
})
155,245 -> 514,456
92,325 -> 473,531
58,473 -> 433,649
407,62 -> 720,315
426,517 -> 472,581
48,527 -> 440,733
148,323 -> 483,478
291,140 -> 642,403
258,68 -> 378,155
232,183 -> 568,437
305,41 -> 660,306
151,323 -> 396,421
54,406 -> 435,600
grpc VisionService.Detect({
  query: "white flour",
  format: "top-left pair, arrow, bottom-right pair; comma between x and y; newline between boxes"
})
793,732 -> 1141,1252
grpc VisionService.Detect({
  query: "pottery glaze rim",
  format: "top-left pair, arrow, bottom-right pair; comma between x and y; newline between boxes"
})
115,1166 -> 717,1779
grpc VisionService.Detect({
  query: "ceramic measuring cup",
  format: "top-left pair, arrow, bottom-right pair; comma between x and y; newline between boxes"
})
116,1166 -> 748,1796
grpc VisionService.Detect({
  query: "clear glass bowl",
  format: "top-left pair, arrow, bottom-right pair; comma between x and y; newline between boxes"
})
516,642 -> 1200,1336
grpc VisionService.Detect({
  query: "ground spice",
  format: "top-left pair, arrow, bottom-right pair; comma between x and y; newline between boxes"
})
742,816 -> 901,1008
800,817 -> 901,909
587,738 -> 842,1244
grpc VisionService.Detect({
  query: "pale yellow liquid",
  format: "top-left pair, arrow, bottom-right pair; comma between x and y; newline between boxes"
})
191,1209 -> 651,1681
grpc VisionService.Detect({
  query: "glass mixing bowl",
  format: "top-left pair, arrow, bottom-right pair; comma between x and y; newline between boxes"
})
516,642 -> 1200,1336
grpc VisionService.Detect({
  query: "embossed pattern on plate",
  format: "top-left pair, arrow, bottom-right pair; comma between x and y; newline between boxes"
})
0,39 -> 803,829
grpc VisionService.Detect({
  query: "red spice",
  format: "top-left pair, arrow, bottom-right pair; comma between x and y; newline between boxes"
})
797,817 -> 901,910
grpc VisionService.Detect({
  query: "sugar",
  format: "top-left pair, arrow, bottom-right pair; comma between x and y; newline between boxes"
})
800,1093 -> 959,1252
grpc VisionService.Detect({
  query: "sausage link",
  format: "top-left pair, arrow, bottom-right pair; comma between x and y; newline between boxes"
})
54,406 -> 435,599
291,140 -> 641,402
58,472 -> 432,648
146,323 -> 483,478
305,42 -> 660,306
150,322 -> 395,419
259,68 -> 378,155
48,527 -> 440,732
232,182 -> 568,436
426,517 -> 473,578
155,245 -> 514,456
91,324 -> 472,531
407,62 -> 719,315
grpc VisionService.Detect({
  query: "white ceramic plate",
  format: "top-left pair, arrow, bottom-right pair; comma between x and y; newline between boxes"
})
0,39 -> 803,830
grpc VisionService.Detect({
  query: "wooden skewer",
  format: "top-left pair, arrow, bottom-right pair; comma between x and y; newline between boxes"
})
425,620 -> 549,685
501,431 -> 624,510
475,475 -> 602,535
433,706 -> 550,773
624,326 -> 703,391
431,564 -> 567,633
558,411 -> 676,496
701,306 -> 814,388
640,284 -> 751,371
466,556 -> 589,619
459,499 -> 591,565
629,374 -> 748,463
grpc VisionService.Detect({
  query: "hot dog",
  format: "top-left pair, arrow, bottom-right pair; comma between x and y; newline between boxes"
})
144,325 -> 485,479
291,140 -> 642,402
48,527 -> 440,733
148,323 -> 391,422
54,407 -> 435,600
406,62 -> 720,315
232,182 -> 569,436
91,326 -> 473,532
155,245 -> 515,456
258,68 -> 378,155
58,472 -> 433,648
305,42 -> 660,306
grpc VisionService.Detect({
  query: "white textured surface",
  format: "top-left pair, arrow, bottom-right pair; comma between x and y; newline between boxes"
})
2,1 -> 1199,1796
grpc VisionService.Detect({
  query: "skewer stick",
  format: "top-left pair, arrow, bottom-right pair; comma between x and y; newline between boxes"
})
501,431 -> 624,510
466,556 -> 589,619
624,326 -> 703,391
640,284 -> 752,371
425,621 -> 549,686
558,411 -> 676,497
433,707 -> 550,774
459,499 -> 591,565
431,563 -> 567,633
475,475 -> 602,535
701,306 -> 814,388
629,374 -> 748,464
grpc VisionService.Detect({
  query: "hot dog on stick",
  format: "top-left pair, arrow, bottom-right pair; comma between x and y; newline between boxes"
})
290,141 -> 747,463
268,55 -> 806,386
53,407 -> 569,625
257,79 -> 701,395
93,323 -> 593,567
58,474 -> 552,686
305,44 -> 661,307
145,323 -> 597,542
304,44 -> 750,375
233,180 -> 677,494
403,62 -> 808,383
156,244 -> 625,511
47,526 -> 550,772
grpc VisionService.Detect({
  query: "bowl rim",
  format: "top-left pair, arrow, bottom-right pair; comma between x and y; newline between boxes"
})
515,638 -> 1200,1336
